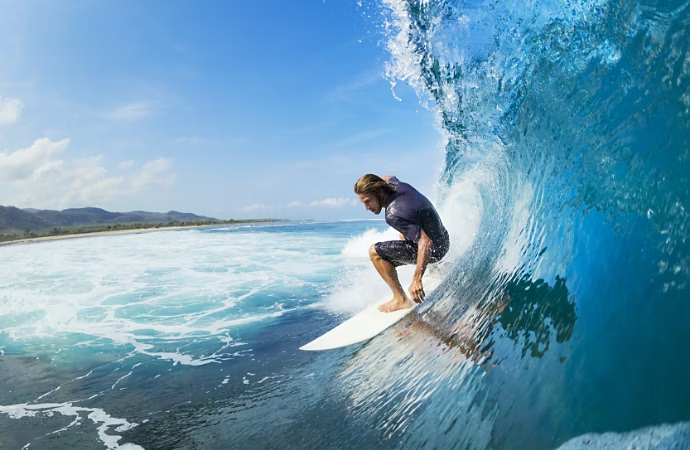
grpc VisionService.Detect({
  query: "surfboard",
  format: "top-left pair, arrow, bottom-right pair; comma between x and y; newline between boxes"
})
300,273 -> 443,351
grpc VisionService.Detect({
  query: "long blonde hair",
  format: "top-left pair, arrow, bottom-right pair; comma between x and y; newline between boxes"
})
354,174 -> 396,203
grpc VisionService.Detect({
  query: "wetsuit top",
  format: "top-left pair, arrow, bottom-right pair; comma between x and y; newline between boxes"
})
384,177 -> 449,247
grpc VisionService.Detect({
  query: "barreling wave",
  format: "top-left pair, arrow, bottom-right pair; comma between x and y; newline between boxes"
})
335,0 -> 690,448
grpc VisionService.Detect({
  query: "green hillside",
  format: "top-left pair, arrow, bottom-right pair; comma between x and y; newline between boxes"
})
0,205 -> 281,243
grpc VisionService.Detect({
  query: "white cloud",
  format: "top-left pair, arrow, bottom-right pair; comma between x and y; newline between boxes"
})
106,101 -> 154,121
0,96 -> 23,124
119,160 -> 134,169
287,201 -> 303,207
0,138 -> 175,209
130,158 -> 175,190
0,138 -> 68,182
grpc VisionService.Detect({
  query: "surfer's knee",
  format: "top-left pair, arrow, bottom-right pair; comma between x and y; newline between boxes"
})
369,244 -> 380,261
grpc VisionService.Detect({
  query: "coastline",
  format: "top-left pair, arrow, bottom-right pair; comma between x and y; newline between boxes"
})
0,223 -> 226,247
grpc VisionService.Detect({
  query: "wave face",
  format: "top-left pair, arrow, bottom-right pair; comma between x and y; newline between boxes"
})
334,0 -> 690,448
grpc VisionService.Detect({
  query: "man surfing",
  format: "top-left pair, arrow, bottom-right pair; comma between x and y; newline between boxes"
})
354,174 -> 450,312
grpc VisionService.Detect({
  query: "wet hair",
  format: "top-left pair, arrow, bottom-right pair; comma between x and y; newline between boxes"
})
354,174 -> 396,204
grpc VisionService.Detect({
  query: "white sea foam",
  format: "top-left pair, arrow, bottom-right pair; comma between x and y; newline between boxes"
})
324,226 -> 406,314
0,402 -> 143,449
557,422 -> 690,449
0,226 -> 348,365
340,227 -> 399,260
435,172 -> 483,261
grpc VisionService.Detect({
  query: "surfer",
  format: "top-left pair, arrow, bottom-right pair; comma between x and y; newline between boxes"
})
354,174 -> 450,312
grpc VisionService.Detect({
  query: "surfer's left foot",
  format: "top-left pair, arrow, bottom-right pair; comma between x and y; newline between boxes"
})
378,298 -> 413,313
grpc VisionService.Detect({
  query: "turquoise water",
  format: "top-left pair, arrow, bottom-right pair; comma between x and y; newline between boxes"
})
3,0 -> 690,448
0,221 -> 412,448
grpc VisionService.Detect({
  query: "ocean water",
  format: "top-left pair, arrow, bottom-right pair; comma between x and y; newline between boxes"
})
0,219 -> 476,449
3,0 -> 690,448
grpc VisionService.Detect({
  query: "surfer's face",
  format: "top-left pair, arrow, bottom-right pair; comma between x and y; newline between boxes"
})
358,193 -> 382,215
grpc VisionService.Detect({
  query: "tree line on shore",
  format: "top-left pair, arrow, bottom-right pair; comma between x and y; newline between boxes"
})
0,219 -> 283,243
0,205 -> 285,243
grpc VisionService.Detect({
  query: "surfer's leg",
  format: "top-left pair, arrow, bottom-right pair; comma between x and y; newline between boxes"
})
369,244 -> 413,312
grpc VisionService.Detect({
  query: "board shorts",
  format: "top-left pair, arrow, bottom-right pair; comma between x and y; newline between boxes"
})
374,236 -> 449,268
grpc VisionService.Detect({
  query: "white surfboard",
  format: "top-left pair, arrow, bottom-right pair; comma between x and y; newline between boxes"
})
300,273 -> 444,351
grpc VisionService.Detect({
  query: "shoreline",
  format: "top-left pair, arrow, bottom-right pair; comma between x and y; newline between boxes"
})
0,223 -> 228,247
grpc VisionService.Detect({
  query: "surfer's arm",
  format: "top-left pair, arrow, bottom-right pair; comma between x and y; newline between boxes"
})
409,230 -> 432,303
414,230 -> 432,280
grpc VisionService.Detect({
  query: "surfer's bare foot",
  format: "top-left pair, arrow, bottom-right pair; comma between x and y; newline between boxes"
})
378,297 -> 413,313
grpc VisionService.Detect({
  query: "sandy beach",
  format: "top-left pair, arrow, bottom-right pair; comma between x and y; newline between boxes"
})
0,224 -> 224,247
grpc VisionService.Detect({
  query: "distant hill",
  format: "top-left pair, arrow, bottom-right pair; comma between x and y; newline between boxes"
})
0,206 -> 218,234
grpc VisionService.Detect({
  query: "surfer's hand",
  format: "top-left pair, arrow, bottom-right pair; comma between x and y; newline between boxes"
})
409,278 -> 425,303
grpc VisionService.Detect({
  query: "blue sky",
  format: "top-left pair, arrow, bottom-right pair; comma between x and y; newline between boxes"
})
0,0 -> 442,220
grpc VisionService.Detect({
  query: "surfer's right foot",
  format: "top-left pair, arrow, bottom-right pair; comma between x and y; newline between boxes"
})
378,297 -> 413,313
